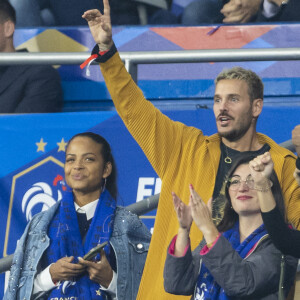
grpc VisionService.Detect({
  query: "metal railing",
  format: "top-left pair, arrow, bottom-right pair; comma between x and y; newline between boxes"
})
0,48 -> 300,82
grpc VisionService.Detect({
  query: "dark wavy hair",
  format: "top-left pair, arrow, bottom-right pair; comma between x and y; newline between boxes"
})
66,132 -> 118,200
217,153 -> 285,232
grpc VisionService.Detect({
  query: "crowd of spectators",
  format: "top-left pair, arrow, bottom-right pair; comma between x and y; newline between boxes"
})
7,0 -> 175,27
7,0 -> 300,28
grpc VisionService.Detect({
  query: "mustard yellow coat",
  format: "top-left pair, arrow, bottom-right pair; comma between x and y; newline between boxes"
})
100,52 -> 300,300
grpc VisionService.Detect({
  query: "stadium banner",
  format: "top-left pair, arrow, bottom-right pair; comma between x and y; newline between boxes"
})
0,106 -> 300,296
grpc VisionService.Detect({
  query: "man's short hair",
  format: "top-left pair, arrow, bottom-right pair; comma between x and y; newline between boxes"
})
0,0 -> 16,24
215,67 -> 264,102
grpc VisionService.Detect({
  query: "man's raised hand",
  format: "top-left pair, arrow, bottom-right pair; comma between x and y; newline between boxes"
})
82,0 -> 113,51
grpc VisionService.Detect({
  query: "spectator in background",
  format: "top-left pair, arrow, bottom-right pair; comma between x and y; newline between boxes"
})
182,0 -> 262,25
182,0 -> 300,26
9,0 -> 142,26
256,0 -> 300,22
0,0 -> 63,113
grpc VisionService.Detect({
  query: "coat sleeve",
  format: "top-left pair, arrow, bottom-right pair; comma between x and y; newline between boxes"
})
201,235 -> 296,298
14,66 -> 63,113
163,242 -> 201,295
100,52 -> 205,179
280,156 -> 300,230
262,205 -> 300,257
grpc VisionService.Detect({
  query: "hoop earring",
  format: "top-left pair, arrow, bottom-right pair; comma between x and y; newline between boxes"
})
102,178 -> 107,192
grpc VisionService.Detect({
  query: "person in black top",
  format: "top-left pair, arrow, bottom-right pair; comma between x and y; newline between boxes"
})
0,1 -> 63,113
249,126 -> 300,258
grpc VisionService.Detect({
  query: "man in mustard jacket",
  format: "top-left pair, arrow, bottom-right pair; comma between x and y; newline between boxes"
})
82,2 -> 300,299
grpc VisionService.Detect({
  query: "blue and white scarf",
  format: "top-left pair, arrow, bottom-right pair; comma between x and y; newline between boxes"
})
195,222 -> 267,300
46,189 -> 116,300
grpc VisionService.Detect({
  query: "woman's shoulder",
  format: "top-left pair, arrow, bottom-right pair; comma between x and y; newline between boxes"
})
113,207 -> 151,237
114,206 -> 141,226
114,206 -> 138,221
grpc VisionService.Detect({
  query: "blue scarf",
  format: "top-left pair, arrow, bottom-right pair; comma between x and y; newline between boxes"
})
195,222 -> 267,300
46,189 -> 116,300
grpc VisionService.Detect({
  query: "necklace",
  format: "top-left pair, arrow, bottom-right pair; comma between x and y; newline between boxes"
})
224,145 -> 232,164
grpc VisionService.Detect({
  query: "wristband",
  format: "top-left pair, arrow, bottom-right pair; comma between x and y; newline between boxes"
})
80,42 -> 118,76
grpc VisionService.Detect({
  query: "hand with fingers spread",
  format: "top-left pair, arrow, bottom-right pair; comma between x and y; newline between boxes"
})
249,152 -> 274,187
172,192 -> 192,231
78,249 -> 113,288
82,0 -> 113,51
189,185 -> 219,245
49,256 -> 87,283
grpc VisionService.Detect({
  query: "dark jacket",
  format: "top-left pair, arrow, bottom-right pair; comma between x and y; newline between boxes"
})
164,234 -> 297,299
0,50 -> 63,113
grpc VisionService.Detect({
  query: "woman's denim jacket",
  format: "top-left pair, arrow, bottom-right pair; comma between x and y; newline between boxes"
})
3,201 -> 151,300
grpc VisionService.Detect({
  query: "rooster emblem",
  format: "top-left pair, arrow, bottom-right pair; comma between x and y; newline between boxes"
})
22,175 -> 66,221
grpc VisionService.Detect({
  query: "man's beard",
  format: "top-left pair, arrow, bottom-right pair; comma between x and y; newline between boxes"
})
218,117 -> 253,142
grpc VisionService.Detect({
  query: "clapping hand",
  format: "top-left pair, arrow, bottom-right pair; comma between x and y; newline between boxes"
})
172,192 -> 192,231
172,189 -> 214,233
190,185 -> 217,238
172,188 -> 218,253
82,0 -> 113,51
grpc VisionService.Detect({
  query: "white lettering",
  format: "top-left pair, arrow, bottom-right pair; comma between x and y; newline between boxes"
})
136,177 -> 161,202
136,178 -> 154,202
154,178 -> 162,194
